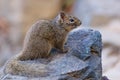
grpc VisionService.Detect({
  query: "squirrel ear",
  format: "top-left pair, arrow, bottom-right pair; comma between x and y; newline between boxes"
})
55,11 -> 66,24
59,11 -> 66,20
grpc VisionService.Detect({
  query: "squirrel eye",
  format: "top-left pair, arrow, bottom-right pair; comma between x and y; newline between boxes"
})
69,19 -> 74,22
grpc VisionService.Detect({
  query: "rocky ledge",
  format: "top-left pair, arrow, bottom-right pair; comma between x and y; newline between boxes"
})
0,28 -> 102,80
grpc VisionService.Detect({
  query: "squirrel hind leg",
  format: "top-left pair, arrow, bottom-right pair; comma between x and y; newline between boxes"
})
18,39 -> 52,60
38,40 -> 52,58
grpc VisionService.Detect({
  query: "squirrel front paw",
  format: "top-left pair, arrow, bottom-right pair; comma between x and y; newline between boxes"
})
58,47 -> 70,53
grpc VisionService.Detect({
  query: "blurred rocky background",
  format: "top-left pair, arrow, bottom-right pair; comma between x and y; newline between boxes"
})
0,0 -> 119,80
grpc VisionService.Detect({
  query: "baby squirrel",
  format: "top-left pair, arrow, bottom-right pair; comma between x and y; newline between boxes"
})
3,11 -> 81,76
17,11 -> 81,60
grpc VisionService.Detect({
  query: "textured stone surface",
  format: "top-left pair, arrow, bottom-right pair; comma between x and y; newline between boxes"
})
0,28 -> 102,80
66,28 -> 102,80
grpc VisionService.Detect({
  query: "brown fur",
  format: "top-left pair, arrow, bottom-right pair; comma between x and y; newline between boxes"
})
18,11 -> 81,60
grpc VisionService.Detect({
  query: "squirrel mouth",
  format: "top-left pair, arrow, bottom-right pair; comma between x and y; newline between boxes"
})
73,26 -> 77,28
72,25 -> 78,28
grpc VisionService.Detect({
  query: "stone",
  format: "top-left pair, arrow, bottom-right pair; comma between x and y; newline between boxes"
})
102,76 -> 109,80
0,28 -> 102,80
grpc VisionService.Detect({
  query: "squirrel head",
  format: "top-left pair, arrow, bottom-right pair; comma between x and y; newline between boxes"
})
55,11 -> 82,31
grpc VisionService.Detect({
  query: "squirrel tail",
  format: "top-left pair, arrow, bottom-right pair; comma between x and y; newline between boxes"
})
3,53 -> 50,77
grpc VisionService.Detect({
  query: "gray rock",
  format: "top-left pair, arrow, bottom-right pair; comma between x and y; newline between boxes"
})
48,55 -> 88,76
0,28 -> 102,80
65,28 -> 102,80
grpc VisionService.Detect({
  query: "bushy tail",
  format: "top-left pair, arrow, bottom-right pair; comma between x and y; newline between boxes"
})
4,54 -> 50,77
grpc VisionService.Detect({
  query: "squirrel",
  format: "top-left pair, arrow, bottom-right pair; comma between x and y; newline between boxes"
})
15,11 -> 81,60
3,11 -> 81,77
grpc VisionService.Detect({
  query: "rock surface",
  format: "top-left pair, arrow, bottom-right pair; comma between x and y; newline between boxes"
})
0,28 -> 102,80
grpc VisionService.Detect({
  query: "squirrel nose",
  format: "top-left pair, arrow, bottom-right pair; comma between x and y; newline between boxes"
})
77,20 -> 82,26
79,20 -> 82,25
